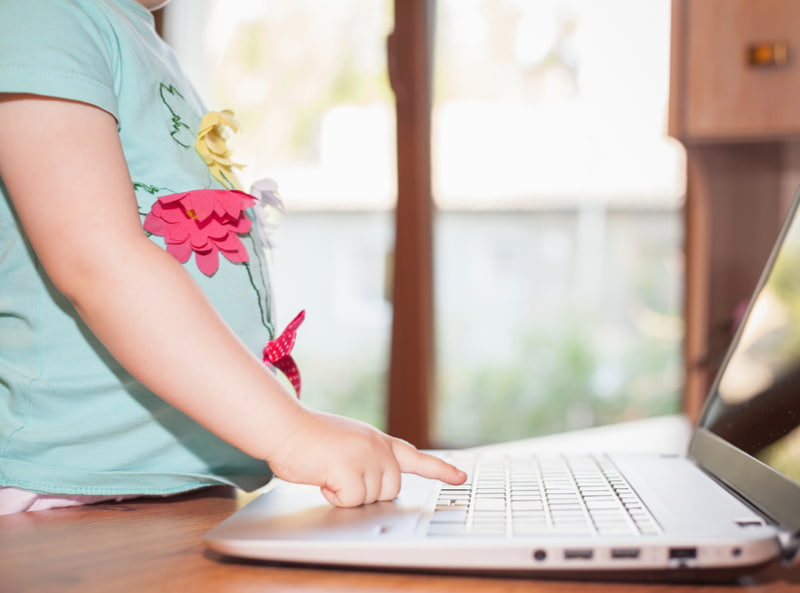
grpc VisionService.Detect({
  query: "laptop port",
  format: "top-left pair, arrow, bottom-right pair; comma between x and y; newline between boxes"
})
611,548 -> 640,559
564,549 -> 593,560
669,547 -> 697,560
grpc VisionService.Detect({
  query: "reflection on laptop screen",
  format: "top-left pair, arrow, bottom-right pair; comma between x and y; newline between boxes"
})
700,201 -> 800,485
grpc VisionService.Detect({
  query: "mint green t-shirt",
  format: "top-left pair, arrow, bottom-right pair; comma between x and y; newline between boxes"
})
0,0 -> 275,495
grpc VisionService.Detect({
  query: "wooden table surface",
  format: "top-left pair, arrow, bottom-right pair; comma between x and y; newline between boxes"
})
2,486 -> 799,593
3,417 -> 800,593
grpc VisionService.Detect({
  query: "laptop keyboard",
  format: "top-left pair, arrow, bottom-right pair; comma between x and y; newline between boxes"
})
426,453 -> 661,538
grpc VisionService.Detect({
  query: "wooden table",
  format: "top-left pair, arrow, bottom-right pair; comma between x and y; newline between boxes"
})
3,417 -> 800,593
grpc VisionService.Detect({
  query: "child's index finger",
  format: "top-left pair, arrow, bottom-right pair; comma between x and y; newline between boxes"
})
392,440 -> 467,485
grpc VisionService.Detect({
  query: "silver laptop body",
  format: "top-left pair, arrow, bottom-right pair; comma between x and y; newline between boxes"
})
205,191 -> 800,578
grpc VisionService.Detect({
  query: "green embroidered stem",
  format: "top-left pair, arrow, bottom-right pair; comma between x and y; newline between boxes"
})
218,169 -> 236,191
159,83 -> 192,149
243,259 -> 273,336
133,182 -> 166,195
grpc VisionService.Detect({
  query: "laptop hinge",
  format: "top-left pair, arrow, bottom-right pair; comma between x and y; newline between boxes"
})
778,530 -> 800,566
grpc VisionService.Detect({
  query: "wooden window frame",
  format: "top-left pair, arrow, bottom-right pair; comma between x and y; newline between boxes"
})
386,0 -> 436,448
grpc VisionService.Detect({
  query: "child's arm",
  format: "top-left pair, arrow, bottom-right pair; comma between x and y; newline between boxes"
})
0,95 -> 465,507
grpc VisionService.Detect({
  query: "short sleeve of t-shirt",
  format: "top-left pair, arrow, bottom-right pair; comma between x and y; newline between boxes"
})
0,0 -> 123,119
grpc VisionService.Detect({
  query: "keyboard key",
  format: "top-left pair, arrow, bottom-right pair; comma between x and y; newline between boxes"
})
430,509 -> 469,523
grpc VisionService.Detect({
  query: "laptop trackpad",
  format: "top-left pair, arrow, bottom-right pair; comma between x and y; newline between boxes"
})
209,475 -> 433,543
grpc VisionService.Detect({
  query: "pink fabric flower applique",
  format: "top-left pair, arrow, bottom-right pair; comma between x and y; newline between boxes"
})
143,189 -> 256,276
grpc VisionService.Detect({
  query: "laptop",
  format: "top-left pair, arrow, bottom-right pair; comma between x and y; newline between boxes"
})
204,191 -> 800,580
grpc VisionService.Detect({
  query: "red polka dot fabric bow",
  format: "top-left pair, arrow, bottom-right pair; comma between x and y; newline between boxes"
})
262,310 -> 305,397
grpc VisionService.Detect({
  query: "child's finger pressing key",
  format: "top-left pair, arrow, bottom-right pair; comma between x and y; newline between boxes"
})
263,410 -> 466,508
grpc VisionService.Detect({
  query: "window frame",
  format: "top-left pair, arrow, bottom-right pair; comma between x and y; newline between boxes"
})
386,0 -> 436,448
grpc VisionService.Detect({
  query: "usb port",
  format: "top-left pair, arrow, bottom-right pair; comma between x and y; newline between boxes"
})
669,547 -> 697,560
564,549 -> 593,560
611,548 -> 640,559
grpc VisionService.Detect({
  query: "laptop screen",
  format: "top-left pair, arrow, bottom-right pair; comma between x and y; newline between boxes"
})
693,192 -> 800,533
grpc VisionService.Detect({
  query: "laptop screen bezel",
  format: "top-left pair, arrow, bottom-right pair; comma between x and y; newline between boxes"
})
689,191 -> 800,535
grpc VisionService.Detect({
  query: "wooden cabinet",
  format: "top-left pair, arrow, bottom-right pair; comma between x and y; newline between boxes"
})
671,0 -> 800,140
669,0 -> 800,420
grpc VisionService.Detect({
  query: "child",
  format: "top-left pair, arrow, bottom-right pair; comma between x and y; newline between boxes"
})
0,0 -> 465,513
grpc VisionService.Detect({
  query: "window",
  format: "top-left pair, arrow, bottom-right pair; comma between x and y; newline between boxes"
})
431,0 -> 685,445
163,0 -> 685,446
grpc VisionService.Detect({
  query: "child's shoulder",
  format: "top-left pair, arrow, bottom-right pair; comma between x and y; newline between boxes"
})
0,0 -> 119,64
0,0 -> 109,33
0,0 -> 161,125
0,0 -> 150,54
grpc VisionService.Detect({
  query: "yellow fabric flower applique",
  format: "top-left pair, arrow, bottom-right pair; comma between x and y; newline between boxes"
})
195,109 -> 244,190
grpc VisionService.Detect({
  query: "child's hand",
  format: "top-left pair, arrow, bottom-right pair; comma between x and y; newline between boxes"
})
266,409 -> 467,507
